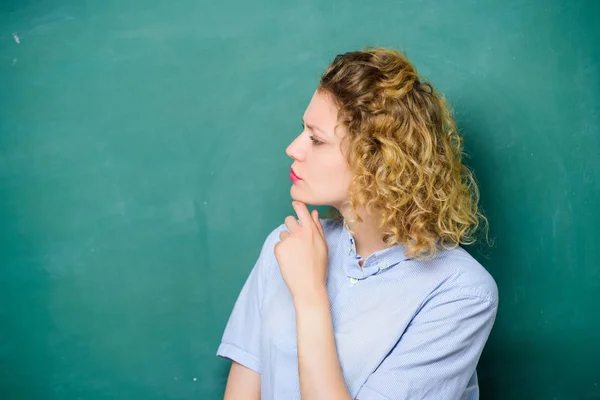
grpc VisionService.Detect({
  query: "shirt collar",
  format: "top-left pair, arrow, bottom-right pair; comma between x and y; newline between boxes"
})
338,219 -> 411,280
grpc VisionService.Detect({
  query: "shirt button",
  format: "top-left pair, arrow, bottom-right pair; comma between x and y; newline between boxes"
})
349,277 -> 358,285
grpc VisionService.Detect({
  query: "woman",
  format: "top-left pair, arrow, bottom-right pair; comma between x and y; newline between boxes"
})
216,47 -> 498,400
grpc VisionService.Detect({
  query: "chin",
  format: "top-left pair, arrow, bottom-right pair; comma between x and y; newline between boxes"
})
290,186 -> 313,205
290,186 -> 335,207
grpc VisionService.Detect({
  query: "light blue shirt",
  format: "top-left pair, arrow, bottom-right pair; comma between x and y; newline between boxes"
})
217,218 -> 498,400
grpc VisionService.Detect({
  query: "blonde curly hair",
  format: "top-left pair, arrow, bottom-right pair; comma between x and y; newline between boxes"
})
319,47 -> 489,260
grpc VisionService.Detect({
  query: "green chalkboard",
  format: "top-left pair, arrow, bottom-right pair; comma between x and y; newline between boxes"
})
1,0 -> 599,399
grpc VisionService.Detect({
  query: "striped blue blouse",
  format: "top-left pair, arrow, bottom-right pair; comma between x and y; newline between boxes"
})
217,218 -> 498,400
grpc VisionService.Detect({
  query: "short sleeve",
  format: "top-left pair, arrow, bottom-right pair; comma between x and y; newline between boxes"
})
356,286 -> 498,400
216,226 -> 282,373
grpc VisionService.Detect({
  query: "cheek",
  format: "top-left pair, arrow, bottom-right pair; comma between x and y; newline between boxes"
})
323,161 -> 352,188
340,171 -> 353,191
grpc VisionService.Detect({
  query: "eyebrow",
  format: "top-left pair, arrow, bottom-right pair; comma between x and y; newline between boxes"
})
302,119 -> 328,136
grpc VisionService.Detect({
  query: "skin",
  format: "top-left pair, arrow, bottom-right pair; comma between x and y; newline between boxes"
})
224,89 -> 392,400
288,90 -> 389,261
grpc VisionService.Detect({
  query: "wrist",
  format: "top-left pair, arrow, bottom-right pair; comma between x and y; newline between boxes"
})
293,285 -> 329,311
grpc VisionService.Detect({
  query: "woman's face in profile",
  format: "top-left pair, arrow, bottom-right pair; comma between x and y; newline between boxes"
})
286,89 -> 353,209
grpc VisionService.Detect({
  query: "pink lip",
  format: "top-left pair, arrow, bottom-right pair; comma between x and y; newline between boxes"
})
290,168 -> 302,182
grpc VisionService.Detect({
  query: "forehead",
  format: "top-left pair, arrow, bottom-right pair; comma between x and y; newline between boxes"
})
303,90 -> 343,138
305,90 -> 338,121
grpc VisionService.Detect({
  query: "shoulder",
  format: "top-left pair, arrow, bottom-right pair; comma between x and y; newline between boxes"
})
257,223 -> 287,261
424,246 -> 498,305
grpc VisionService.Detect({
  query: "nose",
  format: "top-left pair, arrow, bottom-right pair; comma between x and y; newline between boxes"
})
286,133 -> 305,161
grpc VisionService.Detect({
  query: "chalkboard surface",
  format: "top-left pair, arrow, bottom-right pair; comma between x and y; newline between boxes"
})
1,0 -> 599,398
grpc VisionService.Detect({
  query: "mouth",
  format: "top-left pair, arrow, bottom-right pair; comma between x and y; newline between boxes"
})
290,168 -> 302,182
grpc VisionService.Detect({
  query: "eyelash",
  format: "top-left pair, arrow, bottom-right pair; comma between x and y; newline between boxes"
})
310,136 -> 324,146
302,124 -> 324,146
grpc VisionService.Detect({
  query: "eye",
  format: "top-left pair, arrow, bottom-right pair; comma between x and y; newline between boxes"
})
309,136 -> 324,146
301,122 -> 324,146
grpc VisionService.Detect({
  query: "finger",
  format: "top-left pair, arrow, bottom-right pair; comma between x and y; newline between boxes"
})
284,215 -> 301,233
292,201 -> 315,231
312,209 -> 325,238
279,230 -> 290,241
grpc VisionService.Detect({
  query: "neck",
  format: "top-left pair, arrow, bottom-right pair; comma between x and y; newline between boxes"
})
336,203 -> 389,263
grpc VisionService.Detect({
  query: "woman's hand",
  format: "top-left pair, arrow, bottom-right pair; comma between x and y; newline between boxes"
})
274,201 -> 328,304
